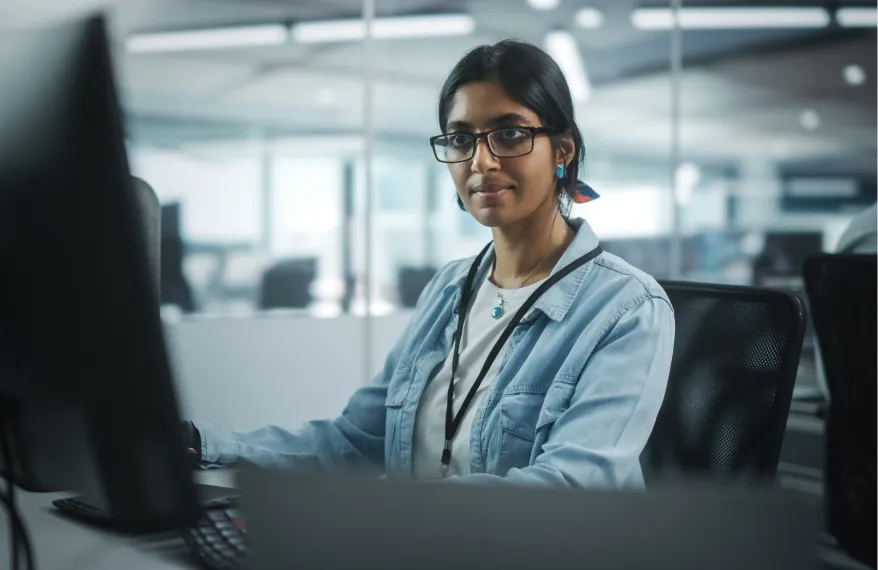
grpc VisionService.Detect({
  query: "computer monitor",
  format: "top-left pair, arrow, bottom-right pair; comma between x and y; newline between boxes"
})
753,231 -> 824,288
803,254 -> 877,566
0,14 -> 200,531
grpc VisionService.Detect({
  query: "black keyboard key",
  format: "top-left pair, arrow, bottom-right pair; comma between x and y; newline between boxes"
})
182,497 -> 248,570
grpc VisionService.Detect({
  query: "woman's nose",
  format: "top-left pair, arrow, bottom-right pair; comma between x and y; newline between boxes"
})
471,138 -> 499,173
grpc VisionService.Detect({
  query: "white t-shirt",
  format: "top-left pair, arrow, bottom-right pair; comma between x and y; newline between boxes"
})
412,272 -> 547,480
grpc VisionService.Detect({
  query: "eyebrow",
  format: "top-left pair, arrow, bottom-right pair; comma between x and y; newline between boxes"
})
445,113 -> 533,132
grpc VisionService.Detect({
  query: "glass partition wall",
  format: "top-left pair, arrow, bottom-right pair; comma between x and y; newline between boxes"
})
117,0 -> 876,387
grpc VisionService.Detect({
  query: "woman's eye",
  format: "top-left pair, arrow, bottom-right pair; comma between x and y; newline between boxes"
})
449,135 -> 472,148
498,128 -> 527,141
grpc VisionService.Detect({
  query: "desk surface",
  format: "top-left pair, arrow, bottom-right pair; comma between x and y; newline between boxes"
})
0,471 -> 234,570
1,470 -> 870,570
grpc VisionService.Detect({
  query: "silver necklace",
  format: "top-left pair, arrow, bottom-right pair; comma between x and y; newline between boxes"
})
491,233 -> 565,319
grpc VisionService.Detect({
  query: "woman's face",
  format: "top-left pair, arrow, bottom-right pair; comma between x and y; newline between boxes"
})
444,81 -> 568,228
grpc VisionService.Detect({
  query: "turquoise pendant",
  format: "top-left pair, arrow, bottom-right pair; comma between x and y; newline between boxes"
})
492,292 -> 505,319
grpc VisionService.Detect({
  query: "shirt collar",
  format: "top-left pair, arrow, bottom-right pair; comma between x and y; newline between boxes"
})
446,217 -> 601,322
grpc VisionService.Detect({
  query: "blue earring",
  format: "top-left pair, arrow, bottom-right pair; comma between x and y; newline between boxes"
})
555,163 -> 565,180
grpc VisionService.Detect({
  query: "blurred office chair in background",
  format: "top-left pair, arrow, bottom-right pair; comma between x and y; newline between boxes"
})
642,282 -> 806,488
160,202 -> 197,313
259,257 -> 317,309
397,266 -> 437,308
804,254 -> 876,567
751,231 -> 823,289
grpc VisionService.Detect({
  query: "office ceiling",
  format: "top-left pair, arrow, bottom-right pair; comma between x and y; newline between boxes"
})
4,0 -> 877,176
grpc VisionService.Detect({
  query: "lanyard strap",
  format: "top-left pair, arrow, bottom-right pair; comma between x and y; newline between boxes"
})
440,243 -> 603,475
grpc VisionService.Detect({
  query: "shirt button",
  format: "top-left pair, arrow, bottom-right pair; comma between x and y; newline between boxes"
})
474,411 -> 481,422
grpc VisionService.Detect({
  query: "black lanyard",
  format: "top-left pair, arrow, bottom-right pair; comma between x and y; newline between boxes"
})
440,242 -> 603,476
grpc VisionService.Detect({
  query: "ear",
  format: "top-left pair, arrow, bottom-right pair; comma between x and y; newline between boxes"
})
555,131 -> 576,167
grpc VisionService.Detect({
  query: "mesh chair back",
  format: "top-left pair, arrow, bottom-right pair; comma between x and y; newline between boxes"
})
643,281 -> 806,487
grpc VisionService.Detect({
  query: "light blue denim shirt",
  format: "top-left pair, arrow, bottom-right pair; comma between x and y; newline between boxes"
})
198,218 -> 675,488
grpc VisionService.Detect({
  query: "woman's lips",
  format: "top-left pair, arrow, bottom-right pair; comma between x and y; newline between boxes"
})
472,185 -> 512,199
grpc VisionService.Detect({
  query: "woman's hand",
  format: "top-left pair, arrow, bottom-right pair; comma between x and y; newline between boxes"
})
181,420 -> 202,462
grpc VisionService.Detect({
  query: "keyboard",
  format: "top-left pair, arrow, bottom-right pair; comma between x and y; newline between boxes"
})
52,495 -> 183,533
53,485 -> 248,570
183,496 -> 248,570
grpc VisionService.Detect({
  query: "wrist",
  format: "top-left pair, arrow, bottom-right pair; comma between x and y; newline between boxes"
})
182,420 -> 202,461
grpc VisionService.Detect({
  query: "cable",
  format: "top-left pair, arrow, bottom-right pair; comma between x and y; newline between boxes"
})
0,410 -> 20,570
6,469 -> 19,570
0,413 -> 35,570
1,490 -> 26,570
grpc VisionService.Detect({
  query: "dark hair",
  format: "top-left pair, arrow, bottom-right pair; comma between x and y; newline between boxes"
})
438,39 -> 585,213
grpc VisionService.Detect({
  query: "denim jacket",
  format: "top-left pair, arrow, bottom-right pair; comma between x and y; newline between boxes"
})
198,218 -> 675,488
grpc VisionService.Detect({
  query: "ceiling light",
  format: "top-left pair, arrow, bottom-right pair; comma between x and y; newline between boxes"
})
843,64 -> 866,86
630,7 -> 830,29
836,7 -> 877,27
575,8 -> 605,29
291,14 -> 475,43
799,109 -> 821,131
544,30 -> 591,103
126,24 -> 288,53
527,0 -> 561,10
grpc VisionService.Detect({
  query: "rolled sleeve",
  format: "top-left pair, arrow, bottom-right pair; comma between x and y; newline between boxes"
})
195,266 -> 450,473
197,385 -> 388,474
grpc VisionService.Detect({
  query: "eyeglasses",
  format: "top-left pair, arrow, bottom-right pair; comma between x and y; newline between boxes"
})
429,126 -> 556,164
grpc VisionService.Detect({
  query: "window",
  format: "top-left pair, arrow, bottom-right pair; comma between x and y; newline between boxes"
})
271,157 -> 344,308
129,145 -> 262,244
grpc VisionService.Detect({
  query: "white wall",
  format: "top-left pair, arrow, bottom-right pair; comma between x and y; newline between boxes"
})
165,311 -> 413,432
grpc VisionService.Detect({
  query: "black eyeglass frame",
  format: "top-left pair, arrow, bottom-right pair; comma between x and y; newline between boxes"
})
429,126 -> 556,163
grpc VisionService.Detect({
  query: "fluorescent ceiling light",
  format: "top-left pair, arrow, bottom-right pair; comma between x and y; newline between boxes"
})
291,14 -> 475,43
630,7 -> 830,29
527,0 -> 561,10
127,24 -> 288,53
836,7 -> 877,27
544,30 -> 591,104
575,8 -> 605,29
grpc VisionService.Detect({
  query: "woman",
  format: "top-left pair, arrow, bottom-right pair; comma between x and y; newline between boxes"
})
188,40 -> 675,488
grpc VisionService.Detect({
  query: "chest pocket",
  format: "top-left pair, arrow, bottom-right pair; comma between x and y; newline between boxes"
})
383,361 -> 413,473
499,379 -> 576,442
495,379 -> 575,474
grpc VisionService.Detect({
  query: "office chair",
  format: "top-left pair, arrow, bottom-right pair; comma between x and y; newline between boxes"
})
159,202 -> 197,313
804,254 -> 876,567
259,258 -> 317,309
131,177 -> 160,299
642,281 -> 806,488
397,266 -> 437,308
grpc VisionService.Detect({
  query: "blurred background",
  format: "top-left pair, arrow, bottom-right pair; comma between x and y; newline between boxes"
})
2,0 -> 874,425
